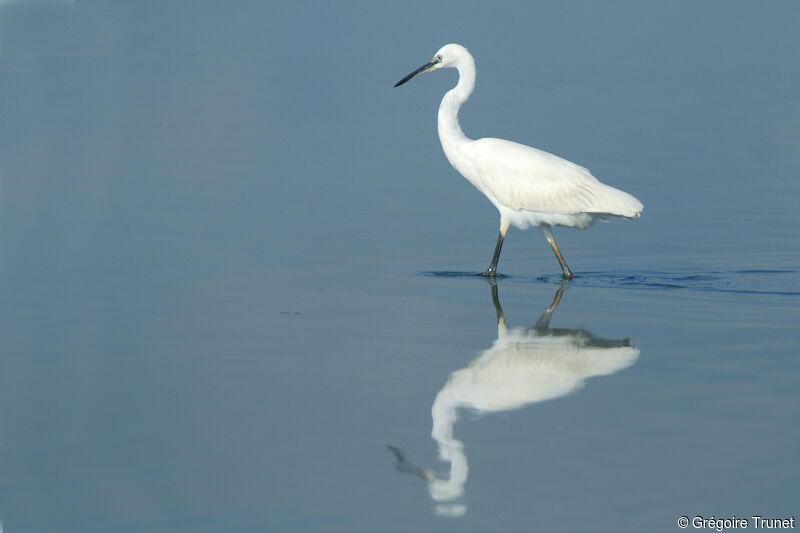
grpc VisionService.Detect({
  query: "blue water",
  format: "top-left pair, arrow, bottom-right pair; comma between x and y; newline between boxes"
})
0,1 -> 798,532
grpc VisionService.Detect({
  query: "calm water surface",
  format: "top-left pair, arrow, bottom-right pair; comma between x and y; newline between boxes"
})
0,2 -> 798,532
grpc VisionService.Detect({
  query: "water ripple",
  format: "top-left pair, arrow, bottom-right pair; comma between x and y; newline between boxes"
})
424,271 -> 511,279
423,269 -> 800,296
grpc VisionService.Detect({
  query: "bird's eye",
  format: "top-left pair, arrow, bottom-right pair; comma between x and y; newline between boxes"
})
436,54 -> 442,62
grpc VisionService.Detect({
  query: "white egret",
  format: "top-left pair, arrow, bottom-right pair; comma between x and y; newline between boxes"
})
395,44 -> 643,279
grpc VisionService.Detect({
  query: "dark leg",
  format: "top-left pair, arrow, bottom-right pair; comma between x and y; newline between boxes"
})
534,282 -> 568,330
487,277 -> 509,334
540,225 -> 574,280
480,231 -> 505,277
488,277 -> 504,323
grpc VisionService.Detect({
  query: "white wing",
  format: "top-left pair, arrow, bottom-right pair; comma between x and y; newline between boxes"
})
471,138 -> 642,217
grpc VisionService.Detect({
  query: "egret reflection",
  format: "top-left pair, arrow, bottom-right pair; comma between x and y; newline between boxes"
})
391,281 -> 639,516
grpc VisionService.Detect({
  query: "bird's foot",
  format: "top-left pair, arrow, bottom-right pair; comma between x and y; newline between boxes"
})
479,269 -> 508,278
562,271 -> 575,281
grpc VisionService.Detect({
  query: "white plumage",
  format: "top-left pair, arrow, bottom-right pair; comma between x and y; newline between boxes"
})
395,43 -> 643,279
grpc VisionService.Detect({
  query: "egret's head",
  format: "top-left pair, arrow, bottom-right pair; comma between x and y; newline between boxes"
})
394,43 -> 469,87
433,43 -> 469,68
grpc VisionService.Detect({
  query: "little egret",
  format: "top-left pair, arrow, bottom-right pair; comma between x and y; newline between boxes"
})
394,44 -> 643,279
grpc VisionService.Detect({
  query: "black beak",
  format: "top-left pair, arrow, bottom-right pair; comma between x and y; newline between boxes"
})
394,60 -> 438,87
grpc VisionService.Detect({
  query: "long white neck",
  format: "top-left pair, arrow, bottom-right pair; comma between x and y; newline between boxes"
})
437,54 -> 476,154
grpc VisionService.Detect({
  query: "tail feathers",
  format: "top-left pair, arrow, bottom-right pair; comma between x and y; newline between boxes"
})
595,185 -> 643,218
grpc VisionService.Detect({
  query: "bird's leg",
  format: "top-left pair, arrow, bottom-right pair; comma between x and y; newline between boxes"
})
540,225 -> 574,280
534,282 -> 568,330
488,277 -> 504,325
481,227 -> 507,277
